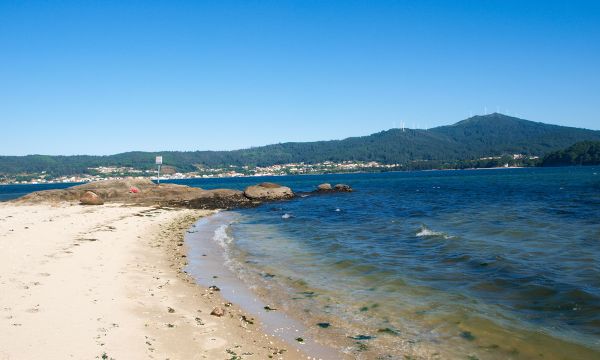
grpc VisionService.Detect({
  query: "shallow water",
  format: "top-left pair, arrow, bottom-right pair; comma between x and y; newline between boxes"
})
184,213 -> 342,359
186,168 -> 600,359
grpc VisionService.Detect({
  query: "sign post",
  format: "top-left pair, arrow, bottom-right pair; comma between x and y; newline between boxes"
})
155,156 -> 163,184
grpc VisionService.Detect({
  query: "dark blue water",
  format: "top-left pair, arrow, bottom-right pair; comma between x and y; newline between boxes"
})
0,182 -> 83,201
4,168 -> 600,358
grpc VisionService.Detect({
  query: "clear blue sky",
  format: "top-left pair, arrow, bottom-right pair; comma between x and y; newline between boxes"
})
1,0 -> 599,155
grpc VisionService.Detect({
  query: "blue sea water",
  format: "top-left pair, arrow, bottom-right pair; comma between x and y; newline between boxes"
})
3,167 -> 599,358
187,167 -> 600,359
0,182 -> 82,202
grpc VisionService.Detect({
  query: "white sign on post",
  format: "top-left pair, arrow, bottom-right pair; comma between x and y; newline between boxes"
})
155,156 -> 163,184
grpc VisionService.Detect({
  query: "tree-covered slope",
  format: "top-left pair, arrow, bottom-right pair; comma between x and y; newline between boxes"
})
1,113 -> 599,175
541,141 -> 600,166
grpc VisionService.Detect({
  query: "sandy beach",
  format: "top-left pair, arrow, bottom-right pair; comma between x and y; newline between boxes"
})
0,202 -> 307,360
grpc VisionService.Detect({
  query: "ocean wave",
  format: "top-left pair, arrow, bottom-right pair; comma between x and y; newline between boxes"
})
282,213 -> 293,219
416,226 -> 454,239
213,224 -> 233,249
211,222 -> 245,275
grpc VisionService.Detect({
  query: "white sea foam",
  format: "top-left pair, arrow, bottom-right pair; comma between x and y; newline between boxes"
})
416,226 -> 454,239
213,224 -> 233,249
281,213 -> 293,219
211,222 -> 243,274
335,208 -> 341,212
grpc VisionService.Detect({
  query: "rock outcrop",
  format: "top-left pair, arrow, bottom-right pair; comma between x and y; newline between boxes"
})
243,182 -> 294,201
317,183 -> 332,191
334,184 -> 353,192
79,191 -> 104,205
15,178 -> 351,209
171,189 -> 256,210
15,178 -> 297,209
313,183 -> 353,193
17,178 -> 203,205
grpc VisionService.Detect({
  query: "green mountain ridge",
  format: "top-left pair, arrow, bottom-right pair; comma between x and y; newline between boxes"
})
2,113 -> 599,176
541,141 -> 600,166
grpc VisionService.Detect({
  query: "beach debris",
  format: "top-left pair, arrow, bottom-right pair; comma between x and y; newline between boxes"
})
263,305 -> 277,311
167,307 -> 175,313
317,322 -> 331,328
224,302 -> 232,307
240,315 -> 254,324
349,334 -> 375,340
129,186 -> 140,194
210,307 -> 225,317
460,331 -> 476,341
355,342 -> 369,352
208,285 -> 220,291
225,348 -> 241,359
377,327 -> 400,335
295,337 -> 305,343
80,191 -> 104,205
100,352 -> 115,360
194,317 -> 205,325
301,291 -> 316,298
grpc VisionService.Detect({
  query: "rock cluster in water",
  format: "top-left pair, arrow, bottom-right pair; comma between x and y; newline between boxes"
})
15,178 -> 352,210
315,183 -> 353,193
243,182 -> 294,200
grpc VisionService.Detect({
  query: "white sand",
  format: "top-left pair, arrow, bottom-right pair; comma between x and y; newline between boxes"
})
0,203 -> 305,360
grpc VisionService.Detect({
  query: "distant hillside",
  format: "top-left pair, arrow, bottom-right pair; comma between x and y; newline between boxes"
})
541,141 -> 600,166
1,113 -> 599,176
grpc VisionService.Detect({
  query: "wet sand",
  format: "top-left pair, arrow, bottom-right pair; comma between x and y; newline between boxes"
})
185,213 -> 348,359
0,203 -> 307,359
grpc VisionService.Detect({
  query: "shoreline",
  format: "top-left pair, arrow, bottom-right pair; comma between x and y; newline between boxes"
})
0,202 -> 308,359
0,165 -> 538,187
184,212 -> 347,359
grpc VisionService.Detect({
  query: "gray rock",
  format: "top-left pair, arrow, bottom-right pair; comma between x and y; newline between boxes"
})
243,183 -> 294,200
210,307 -> 225,317
317,183 -> 333,191
334,184 -> 353,192
181,189 -> 254,210
79,191 -> 104,205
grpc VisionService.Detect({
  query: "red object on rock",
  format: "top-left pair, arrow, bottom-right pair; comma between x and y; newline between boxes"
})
129,186 -> 140,194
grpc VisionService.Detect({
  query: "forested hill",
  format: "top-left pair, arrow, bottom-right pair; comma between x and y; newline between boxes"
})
2,113 -> 600,175
541,141 -> 600,166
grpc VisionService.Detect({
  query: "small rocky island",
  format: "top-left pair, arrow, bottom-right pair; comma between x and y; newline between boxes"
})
15,179 -> 352,209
